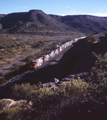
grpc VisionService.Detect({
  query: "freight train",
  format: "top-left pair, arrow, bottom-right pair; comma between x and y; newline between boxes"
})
31,36 -> 86,69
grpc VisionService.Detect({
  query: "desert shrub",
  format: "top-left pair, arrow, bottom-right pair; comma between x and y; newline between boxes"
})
58,78 -> 89,105
0,72 -> 5,77
35,52 -> 42,58
85,52 -> 107,107
0,104 -> 22,120
0,78 -> 6,86
0,103 -> 33,120
11,63 -> 21,72
87,52 -> 107,86
31,87 -> 59,113
2,78 -> 91,120
25,54 -> 36,62
36,41 -> 44,48
0,100 -> 11,112
11,83 -> 37,100
88,35 -> 98,43
0,37 -> 24,51
10,84 -> 60,119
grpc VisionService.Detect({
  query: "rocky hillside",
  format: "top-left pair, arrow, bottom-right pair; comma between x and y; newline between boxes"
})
0,10 -> 72,34
0,9 -> 107,34
50,14 -> 107,34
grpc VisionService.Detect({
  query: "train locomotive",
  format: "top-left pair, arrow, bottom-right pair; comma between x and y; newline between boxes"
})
30,36 -> 86,69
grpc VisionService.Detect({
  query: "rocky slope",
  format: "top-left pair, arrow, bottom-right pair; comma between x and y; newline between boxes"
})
50,14 -> 107,34
0,10 -> 72,34
0,9 -> 107,34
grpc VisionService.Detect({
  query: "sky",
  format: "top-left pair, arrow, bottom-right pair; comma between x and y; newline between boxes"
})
0,0 -> 107,17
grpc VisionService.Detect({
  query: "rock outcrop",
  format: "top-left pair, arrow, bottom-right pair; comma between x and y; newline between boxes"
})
42,72 -> 89,91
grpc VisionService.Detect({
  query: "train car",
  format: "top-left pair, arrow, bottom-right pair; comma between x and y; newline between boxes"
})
66,42 -> 69,47
30,37 -> 85,70
74,38 -> 79,42
60,44 -> 65,50
69,40 -> 73,45
64,43 -> 67,48
54,48 -> 59,54
43,54 -> 50,61
57,46 -> 62,52
37,57 -> 43,66
49,50 -> 55,58
80,36 -> 86,39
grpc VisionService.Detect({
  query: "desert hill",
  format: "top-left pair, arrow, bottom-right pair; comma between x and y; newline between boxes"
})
0,9 -> 107,34
0,10 -> 72,34
50,14 -> 107,34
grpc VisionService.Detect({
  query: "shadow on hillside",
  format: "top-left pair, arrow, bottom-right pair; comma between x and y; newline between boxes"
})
16,38 -> 106,85
0,38 -> 106,98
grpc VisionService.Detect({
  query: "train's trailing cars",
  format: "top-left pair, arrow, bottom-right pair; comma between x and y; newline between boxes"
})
74,36 -> 86,42
43,54 -> 50,62
49,50 -> 55,58
75,38 -> 79,42
54,48 -> 59,54
80,36 -> 86,39
61,44 -> 65,50
30,37 -> 86,69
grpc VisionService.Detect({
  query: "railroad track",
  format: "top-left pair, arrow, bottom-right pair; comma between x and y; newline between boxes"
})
0,44 -> 73,94
13,44 -> 73,83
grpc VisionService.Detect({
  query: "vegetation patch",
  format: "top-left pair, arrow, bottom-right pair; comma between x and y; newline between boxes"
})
1,46 -> 107,119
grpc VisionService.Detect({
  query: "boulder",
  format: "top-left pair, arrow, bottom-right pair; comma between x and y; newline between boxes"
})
54,78 -> 59,84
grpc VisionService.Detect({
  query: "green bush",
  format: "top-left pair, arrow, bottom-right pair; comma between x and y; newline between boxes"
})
25,54 -> 36,62
87,52 -> 107,85
2,36 -> 107,119
1,77 -> 91,120
0,105 -> 22,120
0,100 -> 11,112
89,35 -> 98,43
58,78 -> 89,105
11,63 -> 21,72
11,83 -> 37,100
